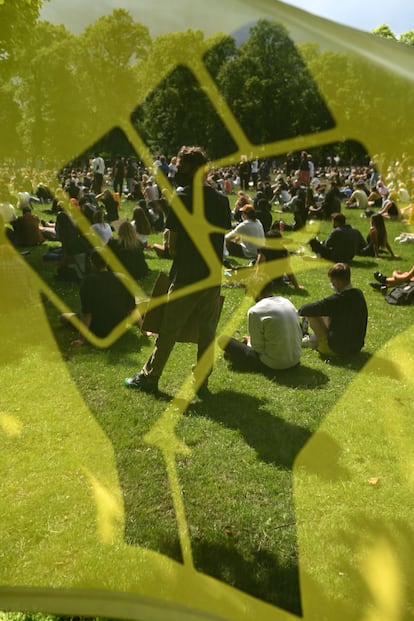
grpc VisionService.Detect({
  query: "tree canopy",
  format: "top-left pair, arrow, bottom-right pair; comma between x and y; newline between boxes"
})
2,6 -> 414,164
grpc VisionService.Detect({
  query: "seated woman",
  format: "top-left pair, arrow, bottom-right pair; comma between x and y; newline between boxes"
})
91,208 -> 113,244
377,192 -> 402,220
96,189 -> 119,222
131,205 -> 152,247
359,212 -> 397,259
106,220 -> 149,280
371,264 -> 414,290
232,191 -> 251,223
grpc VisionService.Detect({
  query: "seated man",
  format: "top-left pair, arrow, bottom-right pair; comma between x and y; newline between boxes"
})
299,263 -> 368,356
61,249 -> 136,346
218,280 -> 302,373
308,212 -> 365,263
11,206 -> 44,246
346,181 -> 369,209
225,204 -> 265,262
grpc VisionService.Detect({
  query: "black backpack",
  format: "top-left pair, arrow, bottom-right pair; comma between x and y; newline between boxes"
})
385,281 -> 414,305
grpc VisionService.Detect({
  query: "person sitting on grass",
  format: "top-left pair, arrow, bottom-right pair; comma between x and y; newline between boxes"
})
256,229 -> 304,290
218,279 -> 302,373
370,265 -> 414,291
299,262 -> 368,356
60,248 -> 136,346
10,206 -> 44,246
225,204 -> 265,263
106,220 -> 149,281
309,212 -> 365,263
358,212 -> 397,259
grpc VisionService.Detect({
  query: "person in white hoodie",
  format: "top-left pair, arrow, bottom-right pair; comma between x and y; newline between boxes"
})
218,280 -> 302,373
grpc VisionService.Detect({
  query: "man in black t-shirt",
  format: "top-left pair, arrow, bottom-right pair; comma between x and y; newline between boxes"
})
309,213 -> 365,263
299,263 -> 368,356
68,250 -> 136,346
125,146 -> 231,396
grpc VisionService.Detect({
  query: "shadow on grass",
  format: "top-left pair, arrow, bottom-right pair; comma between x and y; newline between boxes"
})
192,540 -> 302,615
183,390 -> 350,613
319,349 -> 373,372
190,390 -> 348,477
225,360 -> 329,389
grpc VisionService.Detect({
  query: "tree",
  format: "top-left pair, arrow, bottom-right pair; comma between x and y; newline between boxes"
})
399,30 -> 414,46
131,31 -> 238,158
215,20 -> 334,145
0,0 -> 44,158
371,24 -> 397,40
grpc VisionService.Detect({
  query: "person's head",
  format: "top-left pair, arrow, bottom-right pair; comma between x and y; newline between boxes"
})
22,206 -> 31,215
246,275 -> 274,302
117,220 -> 140,249
328,262 -> 351,292
93,208 -> 105,224
239,204 -> 256,220
89,248 -> 107,271
176,145 -> 209,184
332,212 -> 346,228
132,205 -> 151,235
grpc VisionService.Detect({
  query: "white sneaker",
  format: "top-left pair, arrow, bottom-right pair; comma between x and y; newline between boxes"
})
302,334 -> 318,349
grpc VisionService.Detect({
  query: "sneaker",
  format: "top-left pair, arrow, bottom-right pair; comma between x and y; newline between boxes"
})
370,282 -> 387,293
302,334 -> 318,349
373,271 -> 387,285
124,372 -> 159,393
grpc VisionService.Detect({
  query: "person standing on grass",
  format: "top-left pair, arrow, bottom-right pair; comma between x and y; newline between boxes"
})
124,145 -> 232,396
299,262 -> 368,356
91,153 -> 105,195
218,280 -> 302,373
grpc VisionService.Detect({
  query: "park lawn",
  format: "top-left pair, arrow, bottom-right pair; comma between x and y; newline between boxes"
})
6,197 -> 414,620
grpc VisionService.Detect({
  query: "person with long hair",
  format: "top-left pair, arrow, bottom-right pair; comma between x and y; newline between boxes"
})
131,205 -> 152,247
106,220 -> 149,280
360,212 -> 397,258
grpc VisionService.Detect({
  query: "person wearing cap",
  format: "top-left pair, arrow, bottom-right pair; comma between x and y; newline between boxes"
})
225,204 -> 265,261
218,279 -> 302,373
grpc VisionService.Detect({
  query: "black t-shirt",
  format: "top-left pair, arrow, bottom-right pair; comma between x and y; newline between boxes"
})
106,239 -> 149,280
166,184 -> 231,286
324,225 -> 364,262
299,287 -> 368,355
80,270 -> 136,337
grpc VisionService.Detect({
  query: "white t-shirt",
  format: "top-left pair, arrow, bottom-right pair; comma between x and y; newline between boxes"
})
225,218 -> 265,258
92,157 -> 105,175
248,296 -> 302,369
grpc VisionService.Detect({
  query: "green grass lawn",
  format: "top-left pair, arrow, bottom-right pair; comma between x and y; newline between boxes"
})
3,196 -> 414,621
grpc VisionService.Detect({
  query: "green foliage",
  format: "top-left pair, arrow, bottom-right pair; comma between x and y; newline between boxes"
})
399,30 -> 414,46
215,19 -> 334,145
371,23 -> 397,40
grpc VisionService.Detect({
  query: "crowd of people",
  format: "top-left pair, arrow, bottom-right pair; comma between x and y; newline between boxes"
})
1,145 -> 413,397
